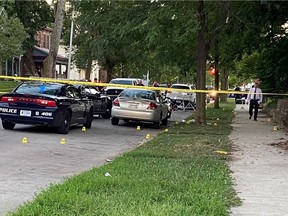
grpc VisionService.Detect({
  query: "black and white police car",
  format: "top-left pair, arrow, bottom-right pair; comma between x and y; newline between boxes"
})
0,82 -> 94,134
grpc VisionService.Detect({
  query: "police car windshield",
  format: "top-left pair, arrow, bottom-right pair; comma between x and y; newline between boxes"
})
109,80 -> 133,85
15,83 -> 62,96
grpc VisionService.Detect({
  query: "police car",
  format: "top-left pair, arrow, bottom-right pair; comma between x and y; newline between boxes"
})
0,82 -> 94,134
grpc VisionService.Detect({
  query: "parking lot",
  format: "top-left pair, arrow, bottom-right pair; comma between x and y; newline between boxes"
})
0,111 -> 191,215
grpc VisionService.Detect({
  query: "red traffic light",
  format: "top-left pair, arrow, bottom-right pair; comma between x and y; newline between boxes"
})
209,67 -> 216,75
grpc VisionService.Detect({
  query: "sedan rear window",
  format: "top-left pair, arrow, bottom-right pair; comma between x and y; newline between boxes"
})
109,79 -> 134,85
171,85 -> 190,90
15,82 -> 62,96
120,89 -> 156,100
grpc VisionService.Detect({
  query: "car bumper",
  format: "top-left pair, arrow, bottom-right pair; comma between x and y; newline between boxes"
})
112,108 -> 160,122
0,105 -> 63,127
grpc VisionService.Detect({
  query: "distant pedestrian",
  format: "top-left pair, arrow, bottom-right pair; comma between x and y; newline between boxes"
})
137,79 -> 144,86
246,80 -> 262,121
152,81 -> 159,87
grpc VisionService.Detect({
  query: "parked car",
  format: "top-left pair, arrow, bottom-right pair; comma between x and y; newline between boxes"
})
103,78 -> 139,101
111,88 -> 169,129
74,84 -> 112,118
0,82 -> 94,134
166,84 -> 196,109
158,83 -> 171,96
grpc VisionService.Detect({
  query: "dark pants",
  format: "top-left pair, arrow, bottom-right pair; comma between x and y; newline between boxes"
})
249,99 -> 259,120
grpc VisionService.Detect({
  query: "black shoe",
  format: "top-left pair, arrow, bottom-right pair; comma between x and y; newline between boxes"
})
249,116 -> 252,119
254,119 -> 257,121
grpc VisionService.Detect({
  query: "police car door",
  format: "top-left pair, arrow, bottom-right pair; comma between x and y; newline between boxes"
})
65,86 -> 86,122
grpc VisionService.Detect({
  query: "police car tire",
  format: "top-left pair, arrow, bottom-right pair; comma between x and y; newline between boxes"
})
2,121 -> 15,130
84,109 -> 93,129
57,111 -> 71,134
111,117 -> 119,125
101,109 -> 111,119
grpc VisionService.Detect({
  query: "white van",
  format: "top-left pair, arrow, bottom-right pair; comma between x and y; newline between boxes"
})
166,84 -> 196,108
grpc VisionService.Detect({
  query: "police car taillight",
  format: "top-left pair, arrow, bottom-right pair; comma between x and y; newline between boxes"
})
113,99 -> 120,106
1,96 -> 17,102
0,96 -> 56,107
35,99 -> 56,107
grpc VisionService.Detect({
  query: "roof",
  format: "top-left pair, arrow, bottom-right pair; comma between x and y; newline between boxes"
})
33,46 -> 68,65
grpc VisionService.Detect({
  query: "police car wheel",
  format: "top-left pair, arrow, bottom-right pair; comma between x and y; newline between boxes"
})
111,117 -> 119,125
2,121 -> 15,130
101,109 -> 111,119
84,109 -> 93,129
57,111 -> 71,134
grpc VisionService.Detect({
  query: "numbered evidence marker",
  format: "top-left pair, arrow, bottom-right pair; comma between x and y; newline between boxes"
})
22,137 -> 28,144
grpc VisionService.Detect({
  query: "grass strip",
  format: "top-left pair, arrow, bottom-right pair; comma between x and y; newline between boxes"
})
9,100 -> 240,216
0,80 -> 19,92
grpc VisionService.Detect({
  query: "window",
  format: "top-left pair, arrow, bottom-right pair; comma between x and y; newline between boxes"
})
109,79 -> 136,85
120,89 -> 155,100
15,82 -> 62,96
171,85 -> 190,90
66,87 -> 81,99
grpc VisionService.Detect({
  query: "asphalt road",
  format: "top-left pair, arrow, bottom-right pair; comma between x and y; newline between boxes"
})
0,110 -> 192,216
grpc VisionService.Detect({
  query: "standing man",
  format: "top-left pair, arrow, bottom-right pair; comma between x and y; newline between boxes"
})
246,80 -> 263,121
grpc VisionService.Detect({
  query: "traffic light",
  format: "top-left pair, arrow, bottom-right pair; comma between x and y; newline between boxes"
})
209,66 -> 215,76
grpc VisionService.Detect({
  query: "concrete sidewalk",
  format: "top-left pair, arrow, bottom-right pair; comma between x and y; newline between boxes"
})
229,104 -> 288,216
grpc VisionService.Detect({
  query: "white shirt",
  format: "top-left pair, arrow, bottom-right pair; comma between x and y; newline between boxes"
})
247,86 -> 263,103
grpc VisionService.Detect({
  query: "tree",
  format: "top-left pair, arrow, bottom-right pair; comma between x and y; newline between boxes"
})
0,6 -> 26,62
43,0 -> 66,78
9,0 -> 53,76
218,1 -> 288,94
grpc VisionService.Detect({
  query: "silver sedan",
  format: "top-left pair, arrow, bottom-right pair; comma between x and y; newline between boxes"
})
111,88 -> 169,128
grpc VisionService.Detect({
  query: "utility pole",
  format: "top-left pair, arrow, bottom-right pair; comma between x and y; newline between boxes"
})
67,8 -> 75,79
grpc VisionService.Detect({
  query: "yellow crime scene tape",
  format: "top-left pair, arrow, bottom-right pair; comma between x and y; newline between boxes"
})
0,75 -> 287,96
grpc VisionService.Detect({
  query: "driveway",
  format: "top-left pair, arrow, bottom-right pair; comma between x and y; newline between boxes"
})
0,110 -> 192,216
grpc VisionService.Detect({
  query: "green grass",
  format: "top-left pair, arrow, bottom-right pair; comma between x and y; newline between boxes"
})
0,80 -> 19,93
9,100 -> 240,216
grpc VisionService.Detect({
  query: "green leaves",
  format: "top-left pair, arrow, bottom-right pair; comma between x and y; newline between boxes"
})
0,10 -> 27,61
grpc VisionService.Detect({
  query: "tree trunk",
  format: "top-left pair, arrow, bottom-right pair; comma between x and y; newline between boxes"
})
85,58 -> 93,80
43,0 -> 66,78
106,59 -> 114,82
195,0 -> 207,124
214,39 -> 220,109
220,67 -> 228,102
22,49 -> 36,77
